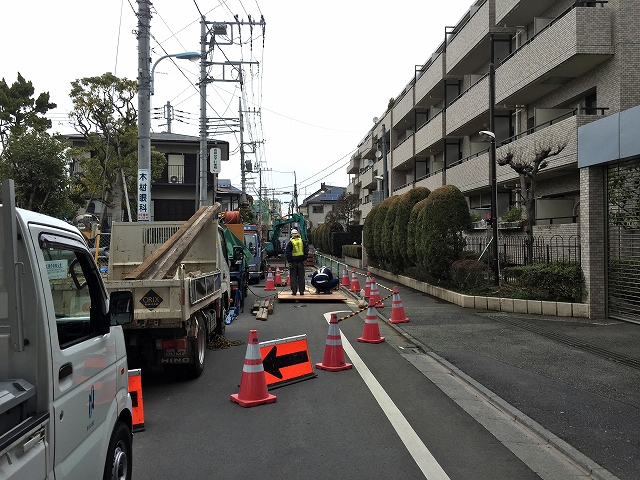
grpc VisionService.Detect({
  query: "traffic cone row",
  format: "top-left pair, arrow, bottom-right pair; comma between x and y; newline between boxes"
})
369,278 -> 384,308
358,298 -> 385,344
340,265 -> 350,287
264,268 -> 276,291
316,313 -> 353,371
388,286 -> 409,324
349,268 -> 361,292
231,330 -> 277,407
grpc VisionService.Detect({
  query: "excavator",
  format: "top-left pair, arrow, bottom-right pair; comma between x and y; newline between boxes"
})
265,213 -> 308,257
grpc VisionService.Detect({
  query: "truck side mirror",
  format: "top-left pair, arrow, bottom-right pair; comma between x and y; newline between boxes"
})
109,290 -> 134,325
233,246 -> 244,264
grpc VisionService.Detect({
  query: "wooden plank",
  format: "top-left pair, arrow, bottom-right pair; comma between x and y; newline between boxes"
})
125,205 -> 220,280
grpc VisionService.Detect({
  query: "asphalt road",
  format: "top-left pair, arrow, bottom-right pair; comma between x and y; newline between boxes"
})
131,277 -> 597,479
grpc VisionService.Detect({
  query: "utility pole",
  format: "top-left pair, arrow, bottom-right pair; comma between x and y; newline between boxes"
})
136,0 -> 152,221
164,101 -> 173,133
239,97 -> 246,205
197,16 -> 264,209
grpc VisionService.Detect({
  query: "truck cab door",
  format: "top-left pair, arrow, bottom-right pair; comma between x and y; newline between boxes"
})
34,228 -> 119,480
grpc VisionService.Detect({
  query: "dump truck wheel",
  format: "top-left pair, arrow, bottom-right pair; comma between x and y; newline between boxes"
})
190,316 -> 206,377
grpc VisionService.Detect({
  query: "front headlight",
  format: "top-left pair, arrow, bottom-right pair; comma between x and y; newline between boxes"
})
248,264 -> 259,272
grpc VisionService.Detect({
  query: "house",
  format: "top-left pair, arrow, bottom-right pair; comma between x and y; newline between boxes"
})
300,183 -> 347,228
346,0 -> 640,322
68,132 -> 237,222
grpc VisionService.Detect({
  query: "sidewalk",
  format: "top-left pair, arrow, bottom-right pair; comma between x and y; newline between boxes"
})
346,272 -> 640,480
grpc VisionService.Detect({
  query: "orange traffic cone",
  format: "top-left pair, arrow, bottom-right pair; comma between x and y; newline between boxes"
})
264,268 -> 276,291
358,298 -> 385,344
274,266 -> 283,286
364,272 -> 371,299
316,313 -> 353,371
369,278 -> 384,308
286,270 -> 291,286
231,330 -> 277,407
350,268 -> 361,292
340,265 -> 350,287
388,286 -> 409,324
128,369 -> 145,432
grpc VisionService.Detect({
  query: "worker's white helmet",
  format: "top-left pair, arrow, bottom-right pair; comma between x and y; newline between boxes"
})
291,229 -> 299,235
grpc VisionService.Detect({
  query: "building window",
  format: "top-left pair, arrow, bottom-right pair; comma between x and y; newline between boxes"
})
168,154 -> 185,183
312,205 -> 324,214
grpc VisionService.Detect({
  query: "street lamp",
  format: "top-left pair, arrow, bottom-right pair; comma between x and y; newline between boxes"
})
150,52 -> 200,95
480,127 -> 499,286
137,51 -> 199,222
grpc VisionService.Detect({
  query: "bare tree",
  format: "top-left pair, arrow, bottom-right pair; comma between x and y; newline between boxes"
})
497,140 -> 567,263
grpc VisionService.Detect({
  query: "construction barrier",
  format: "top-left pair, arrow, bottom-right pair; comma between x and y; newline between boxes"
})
231,330 -> 277,407
260,334 -> 316,389
128,369 -> 145,432
317,313 -> 353,371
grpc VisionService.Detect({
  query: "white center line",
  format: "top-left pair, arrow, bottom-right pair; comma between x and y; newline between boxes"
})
324,312 -> 450,480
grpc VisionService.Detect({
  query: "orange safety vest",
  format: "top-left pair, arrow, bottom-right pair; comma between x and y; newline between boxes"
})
291,237 -> 304,257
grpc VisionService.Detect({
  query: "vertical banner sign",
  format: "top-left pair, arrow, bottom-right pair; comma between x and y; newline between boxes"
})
210,147 -> 221,174
137,169 -> 150,222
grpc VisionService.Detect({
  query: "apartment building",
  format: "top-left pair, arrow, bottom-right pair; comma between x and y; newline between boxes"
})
347,0 -> 640,321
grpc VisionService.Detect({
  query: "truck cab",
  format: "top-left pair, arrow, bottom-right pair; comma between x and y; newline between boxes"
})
0,179 -> 134,480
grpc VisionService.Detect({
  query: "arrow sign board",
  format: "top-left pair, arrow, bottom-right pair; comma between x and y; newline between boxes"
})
259,334 -> 316,389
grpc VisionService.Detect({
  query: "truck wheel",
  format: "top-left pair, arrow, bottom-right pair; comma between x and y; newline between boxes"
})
190,316 -> 206,378
103,421 -> 132,480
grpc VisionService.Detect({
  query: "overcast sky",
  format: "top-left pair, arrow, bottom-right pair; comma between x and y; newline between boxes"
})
2,0 -> 473,203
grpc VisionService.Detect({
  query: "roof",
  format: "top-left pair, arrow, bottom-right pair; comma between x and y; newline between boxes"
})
65,132 -> 227,147
216,179 -> 242,195
301,185 -> 346,206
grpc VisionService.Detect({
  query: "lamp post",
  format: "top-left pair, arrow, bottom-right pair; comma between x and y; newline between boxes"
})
480,60 -> 499,286
137,51 -> 199,222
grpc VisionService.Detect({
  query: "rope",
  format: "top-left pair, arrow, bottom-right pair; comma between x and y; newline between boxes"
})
208,334 -> 244,350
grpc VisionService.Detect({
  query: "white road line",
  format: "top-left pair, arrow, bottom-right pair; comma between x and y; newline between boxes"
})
324,312 -> 450,480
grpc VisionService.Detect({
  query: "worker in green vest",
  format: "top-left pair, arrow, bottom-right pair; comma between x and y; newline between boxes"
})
285,228 -> 309,295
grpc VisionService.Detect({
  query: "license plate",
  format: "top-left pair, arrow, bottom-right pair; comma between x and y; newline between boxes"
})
163,348 -> 188,357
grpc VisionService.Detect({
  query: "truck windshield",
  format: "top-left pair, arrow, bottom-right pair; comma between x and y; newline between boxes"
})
244,233 -> 259,257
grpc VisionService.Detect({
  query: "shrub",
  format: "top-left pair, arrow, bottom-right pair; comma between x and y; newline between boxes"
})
363,203 -> 379,260
325,222 -> 344,256
342,244 -> 362,259
372,196 -> 395,263
393,187 -> 430,271
406,198 -> 429,267
450,259 -> 490,290
381,196 -> 401,270
501,262 -> 585,302
415,185 -> 472,282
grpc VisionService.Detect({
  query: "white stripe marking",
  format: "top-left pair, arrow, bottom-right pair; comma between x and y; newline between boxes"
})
324,312 -> 449,480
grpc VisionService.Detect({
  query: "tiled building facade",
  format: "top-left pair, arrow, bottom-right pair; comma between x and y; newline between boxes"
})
347,0 -> 640,321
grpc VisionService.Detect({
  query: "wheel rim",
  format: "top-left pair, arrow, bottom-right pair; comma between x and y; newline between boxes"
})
112,441 -> 128,480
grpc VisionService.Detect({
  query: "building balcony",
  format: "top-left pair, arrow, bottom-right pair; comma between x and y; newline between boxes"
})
360,166 -> 376,190
496,6 -> 613,105
347,181 -> 360,196
496,0 -> 560,26
447,151 -> 490,193
445,75 -> 489,136
392,135 -> 414,170
415,111 -> 445,155
415,52 -> 444,107
358,133 -> 375,159
445,1 -> 490,75
347,155 -> 360,174
416,170 -> 444,192
392,86 -> 415,126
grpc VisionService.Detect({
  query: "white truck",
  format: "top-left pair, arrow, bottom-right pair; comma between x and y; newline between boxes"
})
0,179 -> 135,480
106,205 -> 231,377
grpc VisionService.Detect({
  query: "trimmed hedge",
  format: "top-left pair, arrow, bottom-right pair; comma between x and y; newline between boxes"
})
372,196 -> 395,263
450,259 -> 490,289
342,244 -> 362,259
502,262 -> 586,302
393,187 -> 430,270
362,203 -> 379,260
406,197 -> 429,267
381,196 -> 401,270
415,185 -> 472,282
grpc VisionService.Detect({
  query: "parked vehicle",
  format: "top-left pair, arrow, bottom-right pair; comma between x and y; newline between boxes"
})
0,179 -> 134,480
265,213 -> 307,257
243,225 -> 267,283
105,206 -> 231,377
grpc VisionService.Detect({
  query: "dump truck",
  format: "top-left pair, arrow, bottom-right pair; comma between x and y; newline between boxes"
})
106,205 -> 231,377
0,179 -> 135,480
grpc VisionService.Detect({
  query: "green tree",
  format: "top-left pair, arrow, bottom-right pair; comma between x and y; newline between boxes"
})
416,185 -> 472,282
329,192 -> 360,230
362,203 -> 379,261
381,196 -> 401,270
0,130 -> 83,217
393,187 -> 430,270
373,196 -> 395,264
69,72 -> 166,223
0,73 -> 56,150
406,198 -> 429,267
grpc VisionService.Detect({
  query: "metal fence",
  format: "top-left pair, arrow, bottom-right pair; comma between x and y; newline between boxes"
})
464,235 -> 581,266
